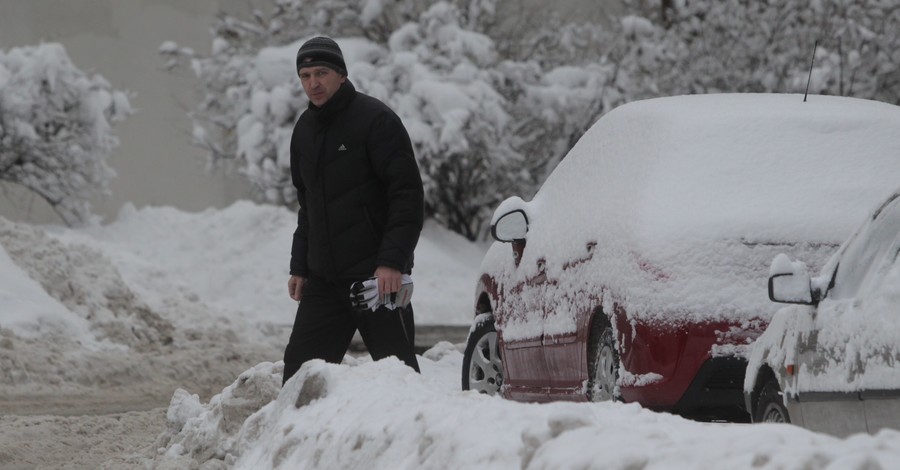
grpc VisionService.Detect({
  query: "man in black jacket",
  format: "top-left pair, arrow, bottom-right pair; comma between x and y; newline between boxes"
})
282,37 -> 424,385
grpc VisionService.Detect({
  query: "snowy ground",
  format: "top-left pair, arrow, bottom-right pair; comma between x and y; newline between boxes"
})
2,201 -> 900,469
0,201 -> 483,468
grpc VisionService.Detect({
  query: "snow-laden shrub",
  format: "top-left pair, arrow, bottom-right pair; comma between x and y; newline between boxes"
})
0,43 -> 132,226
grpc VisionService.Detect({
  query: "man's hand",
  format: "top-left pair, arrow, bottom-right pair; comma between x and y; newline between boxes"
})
374,266 -> 402,294
288,275 -> 306,301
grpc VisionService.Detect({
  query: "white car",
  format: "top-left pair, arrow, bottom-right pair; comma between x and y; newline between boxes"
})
745,189 -> 900,436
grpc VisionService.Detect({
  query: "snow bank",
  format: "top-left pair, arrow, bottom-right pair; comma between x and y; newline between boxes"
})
0,216 -> 174,349
0,211 -> 275,400
0,242 -> 93,344
0,201 -> 483,401
53,201 -> 483,327
155,349 -> 900,470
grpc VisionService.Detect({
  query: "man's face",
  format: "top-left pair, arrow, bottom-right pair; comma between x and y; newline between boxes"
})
298,66 -> 346,107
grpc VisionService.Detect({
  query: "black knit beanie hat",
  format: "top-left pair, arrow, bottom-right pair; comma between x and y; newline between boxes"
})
296,36 -> 347,76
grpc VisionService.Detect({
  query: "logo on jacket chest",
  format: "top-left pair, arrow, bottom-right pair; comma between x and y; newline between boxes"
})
338,144 -> 348,152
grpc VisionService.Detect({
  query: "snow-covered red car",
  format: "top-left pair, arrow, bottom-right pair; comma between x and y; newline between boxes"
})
461,94 -> 900,420
745,189 -> 900,436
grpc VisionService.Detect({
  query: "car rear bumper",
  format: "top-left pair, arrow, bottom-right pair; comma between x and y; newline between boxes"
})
620,356 -> 748,417
673,356 -> 749,420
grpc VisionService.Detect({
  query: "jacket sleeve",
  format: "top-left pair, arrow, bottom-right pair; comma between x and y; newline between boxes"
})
366,111 -> 424,272
290,202 -> 309,277
290,132 -> 310,278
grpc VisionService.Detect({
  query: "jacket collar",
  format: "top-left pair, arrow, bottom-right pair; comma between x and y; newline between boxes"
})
307,79 -> 356,126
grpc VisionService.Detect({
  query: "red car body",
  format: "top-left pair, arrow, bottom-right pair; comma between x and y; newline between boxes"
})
476,266 -> 766,417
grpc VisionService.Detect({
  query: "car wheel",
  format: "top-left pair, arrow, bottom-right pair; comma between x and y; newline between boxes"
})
462,316 -> 503,395
587,317 -> 619,402
755,378 -> 790,423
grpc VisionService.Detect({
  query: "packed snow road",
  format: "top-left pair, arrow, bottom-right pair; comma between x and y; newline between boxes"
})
0,408 -> 164,469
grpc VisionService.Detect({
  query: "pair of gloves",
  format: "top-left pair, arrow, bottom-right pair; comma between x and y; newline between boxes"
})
349,274 -> 413,312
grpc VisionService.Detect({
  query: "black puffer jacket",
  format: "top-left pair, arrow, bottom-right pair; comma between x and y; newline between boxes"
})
289,80 -> 424,281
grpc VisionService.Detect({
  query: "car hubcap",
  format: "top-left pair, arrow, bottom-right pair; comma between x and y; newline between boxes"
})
469,331 -> 502,395
762,404 -> 786,423
593,342 -> 616,400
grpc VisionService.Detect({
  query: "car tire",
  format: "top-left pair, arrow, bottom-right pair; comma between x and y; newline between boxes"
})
754,378 -> 790,423
587,316 -> 620,402
461,316 -> 503,395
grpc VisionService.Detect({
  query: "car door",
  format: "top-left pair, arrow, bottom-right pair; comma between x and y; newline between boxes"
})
858,196 -> 900,433
499,260 -> 552,400
792,328 -> 867,436
541,242 -> 598,395
799,193 -> 900,435
863,390 -> 900,433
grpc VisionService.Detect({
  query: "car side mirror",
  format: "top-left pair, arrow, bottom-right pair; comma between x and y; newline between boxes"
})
767,254 -> 816,305
491,210 -> 528,243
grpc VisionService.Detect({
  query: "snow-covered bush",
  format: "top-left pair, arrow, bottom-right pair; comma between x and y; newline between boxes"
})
0,43 -> 132,226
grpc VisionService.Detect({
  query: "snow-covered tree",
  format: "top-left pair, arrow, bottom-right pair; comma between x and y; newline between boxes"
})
623,0 -> 900,103
0,43 -> 131,226
162,0 -> 625,240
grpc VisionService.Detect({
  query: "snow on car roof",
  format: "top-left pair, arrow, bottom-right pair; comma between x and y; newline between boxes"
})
540,93 -> 900,248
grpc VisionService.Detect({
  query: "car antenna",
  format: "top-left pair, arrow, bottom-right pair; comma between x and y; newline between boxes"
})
804,40 -> 819,102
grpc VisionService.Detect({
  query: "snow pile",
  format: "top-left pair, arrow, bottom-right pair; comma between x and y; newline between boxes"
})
0,217 -> 173,349
53,201 -> 298,328
0,241 -> 93,345
0,215 -> 278,401
155,351 -> 900,470
483,94 -> 900,341
0,201 -> 483,401
155,362 -> 284,468
54,201 -> 483,327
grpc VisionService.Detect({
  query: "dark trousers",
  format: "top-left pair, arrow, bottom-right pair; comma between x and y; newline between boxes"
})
282,276 -> 420,385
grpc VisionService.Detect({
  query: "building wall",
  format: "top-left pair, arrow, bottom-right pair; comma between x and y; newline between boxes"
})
0,0 -> 620,225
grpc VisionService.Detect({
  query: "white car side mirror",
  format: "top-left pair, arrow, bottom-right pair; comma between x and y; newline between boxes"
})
767,253 -> 816,305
